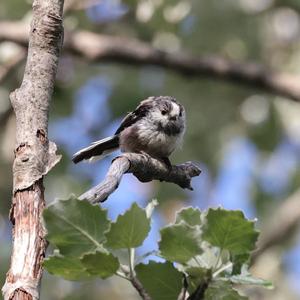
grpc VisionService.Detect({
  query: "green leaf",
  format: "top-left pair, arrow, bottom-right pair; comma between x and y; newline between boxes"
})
43,197 -> 110,256
231,253 -> 250,275
136,261 -> 182,300
44,255 -> 93,281
229,274 -> 273,289
187,246 -> 221,269
159,222 -> 202,263
175,207 -> 202,226
105,203 -> 150,249
204,281 -> 248,300
185,267 -> 212,294
81,251 -> 119,279
203,208 -> 259,255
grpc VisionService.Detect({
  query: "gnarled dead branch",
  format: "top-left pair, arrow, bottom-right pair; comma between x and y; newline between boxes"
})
79,153 -> 201,204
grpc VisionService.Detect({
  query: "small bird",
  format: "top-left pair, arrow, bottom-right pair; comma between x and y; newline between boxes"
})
72,96 -> 186,166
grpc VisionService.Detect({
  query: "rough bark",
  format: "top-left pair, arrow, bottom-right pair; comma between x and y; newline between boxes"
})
1,21 -> 300,102
2,1 -> 64,299
79,153 -> 201,203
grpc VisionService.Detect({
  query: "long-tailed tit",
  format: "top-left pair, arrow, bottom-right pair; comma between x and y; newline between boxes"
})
72,96 -> 186,165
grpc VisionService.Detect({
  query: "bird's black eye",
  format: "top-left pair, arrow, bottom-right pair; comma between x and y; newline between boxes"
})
161,110 -> 167,115
179,111 -> 182,117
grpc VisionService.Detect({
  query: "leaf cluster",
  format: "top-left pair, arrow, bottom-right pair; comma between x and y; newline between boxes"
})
43,198 -> 272,299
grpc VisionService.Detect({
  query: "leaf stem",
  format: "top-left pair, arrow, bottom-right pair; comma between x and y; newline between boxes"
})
212,262 -> 233,278
115,270 -> 130,280
128,248 -> 135,277
193,256 -> 208,268
213,249 -> 222,272
120,264 -> 152,300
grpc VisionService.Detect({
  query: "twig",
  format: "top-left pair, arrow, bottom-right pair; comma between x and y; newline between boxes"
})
178,275 -> 188,300
130,276 -> 152,300
120,264 -> 152,300
1,21 -> 300,102
187,281 -> 209,300
79,153 -> 201,203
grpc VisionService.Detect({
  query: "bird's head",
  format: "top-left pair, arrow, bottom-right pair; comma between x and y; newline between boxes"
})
146,96 -> 186,135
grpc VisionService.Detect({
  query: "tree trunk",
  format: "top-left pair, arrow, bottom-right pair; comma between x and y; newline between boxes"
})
2,1 -> 64,299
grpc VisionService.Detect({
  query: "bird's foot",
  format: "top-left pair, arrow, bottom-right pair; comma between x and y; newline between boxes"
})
138,150 -> 151,159
161,157 -> 172,171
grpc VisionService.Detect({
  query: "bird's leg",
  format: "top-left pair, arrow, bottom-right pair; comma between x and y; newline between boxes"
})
161,157 -> 172,171
136,151 -> 172,172
137,150 -> 152,159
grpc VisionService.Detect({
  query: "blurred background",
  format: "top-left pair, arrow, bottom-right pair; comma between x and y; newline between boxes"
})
1,0 -> 300,299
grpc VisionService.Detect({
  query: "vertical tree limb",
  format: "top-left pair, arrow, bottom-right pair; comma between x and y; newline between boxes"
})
2,1 -> 64,299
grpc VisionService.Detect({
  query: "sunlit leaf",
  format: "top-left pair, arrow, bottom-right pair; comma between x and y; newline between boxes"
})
203,208 -> 259,255
43,197 -> 110,256
105,203 -> 150,249
175,207 -> 202,226
159,222 -> 202,263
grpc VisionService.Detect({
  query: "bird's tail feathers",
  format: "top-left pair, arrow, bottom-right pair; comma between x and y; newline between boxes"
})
72,135 -> 119,164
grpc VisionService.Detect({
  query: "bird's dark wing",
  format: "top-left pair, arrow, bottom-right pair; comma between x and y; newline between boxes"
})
115,98 -> 153,134
72,135 -> 119,164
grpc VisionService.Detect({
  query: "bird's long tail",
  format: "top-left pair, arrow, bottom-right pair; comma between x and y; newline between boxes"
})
72,135 -> 119,164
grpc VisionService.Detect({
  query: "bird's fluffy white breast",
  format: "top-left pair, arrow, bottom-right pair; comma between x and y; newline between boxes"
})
137,118 -> 183,155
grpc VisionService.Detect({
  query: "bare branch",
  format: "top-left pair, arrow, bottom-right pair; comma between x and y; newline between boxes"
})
178,275 -> 189,300
0,21 -> 29,45
79,153 -> 201,204
67,31 -> 300,102
2,1 -> 64,299
1,21 -> 300,102
251,188 -> 300,264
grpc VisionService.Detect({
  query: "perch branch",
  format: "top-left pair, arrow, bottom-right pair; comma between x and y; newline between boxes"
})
1,21 -> 300,102
79,153 -> 201,204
